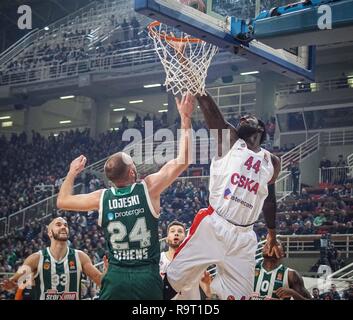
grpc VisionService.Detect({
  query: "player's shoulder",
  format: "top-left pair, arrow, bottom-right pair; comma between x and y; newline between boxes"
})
268,152 -> 280,167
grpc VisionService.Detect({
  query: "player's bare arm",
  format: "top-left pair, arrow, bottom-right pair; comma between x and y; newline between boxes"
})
145,94 -> 194,212
276,270 -> 311,300
1,252 -> 39,291
263,154 -> 281,258
197,92 -> 238,156
78,251 -> 103,287
57,155 -> 102,211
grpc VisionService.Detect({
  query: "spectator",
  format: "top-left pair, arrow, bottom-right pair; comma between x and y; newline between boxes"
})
342,282 -> 353,300
290,161 -> 300,194
312,288 -> 320,300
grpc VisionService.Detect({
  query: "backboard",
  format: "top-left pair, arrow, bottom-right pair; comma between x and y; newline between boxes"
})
135,0 -> 315,81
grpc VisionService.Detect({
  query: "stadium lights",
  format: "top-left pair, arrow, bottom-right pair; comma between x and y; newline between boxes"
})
113,108 -> 126,112
163,103 -> 168,106
158,109 -> 168,113
240,71 -> 259,76
110,128 -> 120,131
59,120 -> 72,124
53,133 -> 59,137
1,121 -> 13,128
0,116 -> 11,120
143,84 -> 162,88
44,26 -> 49,31
129,100 -> 143,104
60,95 -> 75,100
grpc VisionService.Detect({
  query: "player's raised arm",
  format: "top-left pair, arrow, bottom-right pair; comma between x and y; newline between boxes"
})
197,93 -> 238,156
57,155 -> 102,212
145,94 -> 194,198
263,154 -> 281,258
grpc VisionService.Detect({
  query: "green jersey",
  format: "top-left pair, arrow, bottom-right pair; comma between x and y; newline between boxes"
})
254,261 -> 291,299
98,181 -> 160,268
32,247 -> 82,300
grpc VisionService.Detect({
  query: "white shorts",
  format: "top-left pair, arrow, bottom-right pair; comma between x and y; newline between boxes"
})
167,206 -> 258,300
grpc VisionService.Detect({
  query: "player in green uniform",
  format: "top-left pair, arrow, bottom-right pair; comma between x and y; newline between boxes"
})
1,217 -> 102,300
254,240 -> 312,300
56,94 -> 195,299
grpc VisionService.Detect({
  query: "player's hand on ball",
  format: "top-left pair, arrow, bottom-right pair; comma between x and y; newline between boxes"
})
69,155 -> 87,176
175,94 -> 195,119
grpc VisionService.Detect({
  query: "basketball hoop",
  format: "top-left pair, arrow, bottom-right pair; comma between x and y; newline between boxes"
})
148,20 -> 218,96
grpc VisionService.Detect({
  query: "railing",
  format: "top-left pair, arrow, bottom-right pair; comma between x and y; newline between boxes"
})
275,171 -> 294,201
319,166 -> 351,185
280,134 -> 320,171
277,234 -> 353,259
0,1 -> 98,67
1,184 -> 82,238
320,129 -> 353,145
275,77 -> 353,97
328,262 -> 353,281
0,0 -> 140,75
0,217 -> 6,239
0,29 -> 38,66
0,48 -> 159,86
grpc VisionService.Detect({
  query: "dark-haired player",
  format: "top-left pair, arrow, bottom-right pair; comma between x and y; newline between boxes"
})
164,92 -> 282,300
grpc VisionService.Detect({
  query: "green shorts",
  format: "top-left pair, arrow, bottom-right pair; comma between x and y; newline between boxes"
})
99,264 -> 163,300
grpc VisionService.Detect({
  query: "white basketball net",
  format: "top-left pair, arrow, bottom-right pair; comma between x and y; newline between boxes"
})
148,21 -> 219,96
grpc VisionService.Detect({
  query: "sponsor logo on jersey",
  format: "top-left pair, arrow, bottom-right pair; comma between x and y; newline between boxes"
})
69,261 -> 76,270
45,290 -> 77,300
107,212 -> 114,221
224,188 -> 232,200
230,172 -> 259,195
222,191 -> 254,210
276,273 -> 283,281
108,195 -> 140,210
43,262 -> 50,270
241,293 -> 275,300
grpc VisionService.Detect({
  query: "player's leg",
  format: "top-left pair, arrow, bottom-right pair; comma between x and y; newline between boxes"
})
166,207 -> 225,297
211,228 -> 258,300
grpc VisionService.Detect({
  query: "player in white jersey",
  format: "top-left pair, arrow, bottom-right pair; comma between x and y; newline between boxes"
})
164,93 -> 282,300
160,220 -> 209,299
160,221 -> 186,279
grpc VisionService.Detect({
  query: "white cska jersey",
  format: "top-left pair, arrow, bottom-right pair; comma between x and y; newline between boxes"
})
209,138 -> 274,226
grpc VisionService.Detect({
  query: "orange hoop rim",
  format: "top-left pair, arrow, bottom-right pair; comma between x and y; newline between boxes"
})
148,21 -> 202,43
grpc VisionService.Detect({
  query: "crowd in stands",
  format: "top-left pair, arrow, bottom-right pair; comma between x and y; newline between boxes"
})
0,14 -> 150,83
0,113 -> 279,220
311,282 -> 353,300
